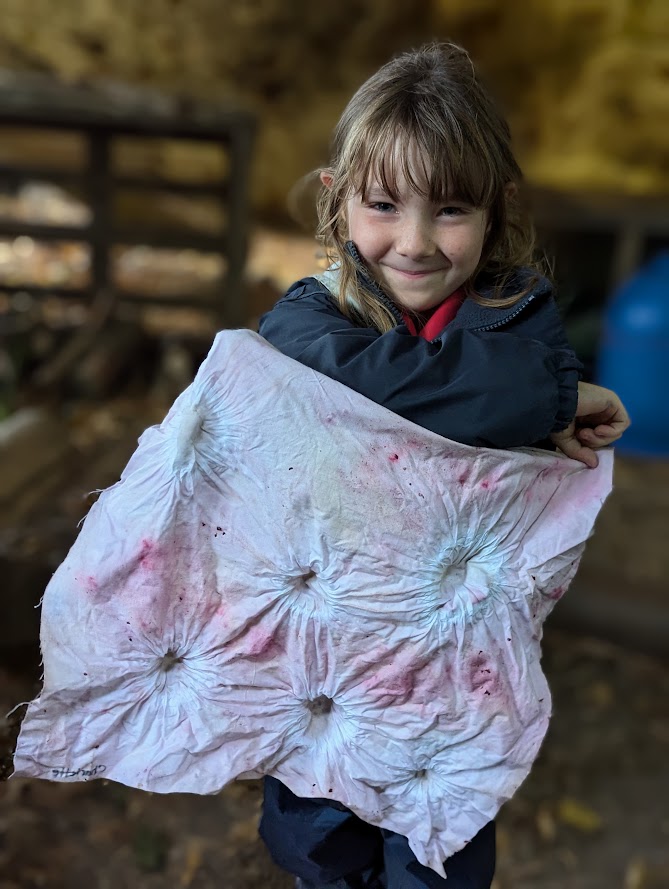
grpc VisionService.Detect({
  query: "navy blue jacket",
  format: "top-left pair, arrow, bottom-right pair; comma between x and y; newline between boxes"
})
258,265 -> 581,450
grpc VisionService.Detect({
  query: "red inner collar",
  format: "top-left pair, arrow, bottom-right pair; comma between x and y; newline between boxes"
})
401,289 -> 465,339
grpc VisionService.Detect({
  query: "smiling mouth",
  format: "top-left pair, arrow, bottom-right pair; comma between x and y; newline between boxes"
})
389,268 -> 443,278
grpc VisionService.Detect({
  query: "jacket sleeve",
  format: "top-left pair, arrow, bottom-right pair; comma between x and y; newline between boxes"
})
258,282 -> 581,449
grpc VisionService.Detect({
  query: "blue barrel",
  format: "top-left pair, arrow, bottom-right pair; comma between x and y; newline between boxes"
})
596,251 -> 669,457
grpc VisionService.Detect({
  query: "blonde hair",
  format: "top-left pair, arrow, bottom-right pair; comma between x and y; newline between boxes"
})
315,42 -> 544,332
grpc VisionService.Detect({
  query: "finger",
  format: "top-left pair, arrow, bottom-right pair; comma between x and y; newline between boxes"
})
607,402 -> 631,430
610,413 -> 631,433
591,420 -> 626,438
576,426 -> 622,446
577,406 -> 619,425
577,408 -> 627,430
554,436 -> 599,468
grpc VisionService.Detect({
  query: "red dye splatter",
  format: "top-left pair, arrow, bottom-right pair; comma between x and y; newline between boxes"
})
457,471 -> 469,486
480,480 -> 490,490
389,454 -> 399,462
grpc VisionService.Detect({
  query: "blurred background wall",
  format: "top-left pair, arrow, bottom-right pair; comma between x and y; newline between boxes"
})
0,0 -> 666,217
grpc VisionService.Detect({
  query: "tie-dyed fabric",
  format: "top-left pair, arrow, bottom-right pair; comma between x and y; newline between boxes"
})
13,330 -> 612,876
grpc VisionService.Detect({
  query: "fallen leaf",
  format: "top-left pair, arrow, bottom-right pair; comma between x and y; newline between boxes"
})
536,804 -> 557,842
624,857 -> 647,889
180,836 -> 206,887
557,797 -> 602,832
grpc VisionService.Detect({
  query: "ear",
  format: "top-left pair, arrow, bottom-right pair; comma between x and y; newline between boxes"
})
320,170 -> 334,189
504,181 -> 518,201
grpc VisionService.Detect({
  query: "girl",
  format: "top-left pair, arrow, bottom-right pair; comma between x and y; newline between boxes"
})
257,43 -> 629,889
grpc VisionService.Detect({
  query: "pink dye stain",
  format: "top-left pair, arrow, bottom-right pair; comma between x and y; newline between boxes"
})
413,659 -> 452,706
76,573 -> 117,605
244,627 -> 282,660
523,465 -> 564,504
534,463 -> 567,490
138,617 -> 158,634
467,653 -> 498,696
389,454 -> 399,463
82,575 -> 98,594
362,652 -> 450,710
468,587 -> 487,605
547,586 -> 565,601
523,487 -> 535,503
138,539 -> 158,571
365,665 -> 416,700
455,464 -> 471,486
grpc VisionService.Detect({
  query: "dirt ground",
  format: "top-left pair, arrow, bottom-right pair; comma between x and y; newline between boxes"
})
1,625 -> 668,889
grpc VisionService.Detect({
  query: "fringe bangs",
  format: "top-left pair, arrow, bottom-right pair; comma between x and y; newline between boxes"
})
341,104 -> 499,212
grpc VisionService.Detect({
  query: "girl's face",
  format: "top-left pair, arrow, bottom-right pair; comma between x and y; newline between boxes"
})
341,158 -> 489,313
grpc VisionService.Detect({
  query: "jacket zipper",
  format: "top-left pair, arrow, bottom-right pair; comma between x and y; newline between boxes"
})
428,292 -> 540,344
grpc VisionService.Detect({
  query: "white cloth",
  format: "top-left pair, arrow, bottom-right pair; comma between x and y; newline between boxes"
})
13,330 -> 613,875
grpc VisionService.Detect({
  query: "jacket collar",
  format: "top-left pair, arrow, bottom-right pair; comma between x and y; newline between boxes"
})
345,241 -> 405,323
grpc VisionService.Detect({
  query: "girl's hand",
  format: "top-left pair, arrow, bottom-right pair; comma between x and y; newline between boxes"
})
550,382 -> 631,468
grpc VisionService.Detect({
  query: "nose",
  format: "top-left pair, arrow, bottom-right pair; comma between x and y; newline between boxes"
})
395,216 -> 436,260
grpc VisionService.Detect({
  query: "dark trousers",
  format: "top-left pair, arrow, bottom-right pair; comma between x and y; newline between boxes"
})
259,777 -> 496,889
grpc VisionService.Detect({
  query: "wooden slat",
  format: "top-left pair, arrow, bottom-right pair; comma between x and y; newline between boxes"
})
0,281 -> 221,311
114,176 -> 228,198
0,164 -> 228,201
0,71 -> 255,140
0,220 -> 89,241
0,165 -> 81,189
0,165 -> 228,198
114,288 -> 221,309
114,227 -> 226,252
222,123 -> 254,327
0,110 -> 247,142
0,283 -> 91,299
0,219 -> 226,252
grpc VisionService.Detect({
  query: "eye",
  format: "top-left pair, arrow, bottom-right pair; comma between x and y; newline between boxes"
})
439,205 -> 467,217
368,201 -> 396,213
